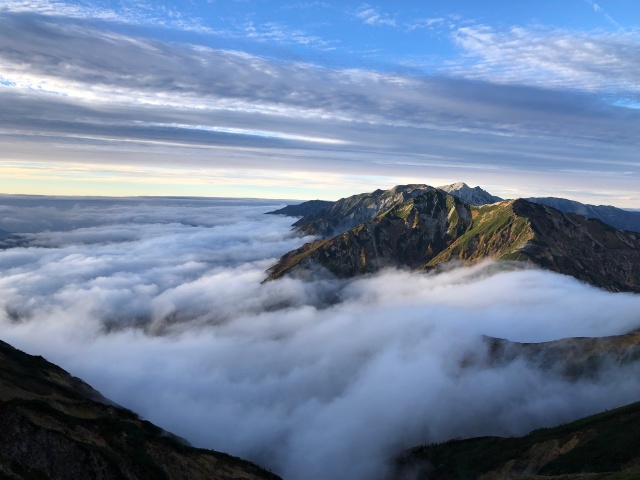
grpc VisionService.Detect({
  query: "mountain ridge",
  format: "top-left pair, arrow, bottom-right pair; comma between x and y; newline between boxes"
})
528,196 -> 640,233
438,182 -> 503,206
266,183 -> 640,234
266,189 -> 640,292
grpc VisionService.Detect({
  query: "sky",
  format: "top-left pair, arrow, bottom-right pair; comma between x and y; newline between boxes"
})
1,0 -> 640,206
2,197 -> 640,479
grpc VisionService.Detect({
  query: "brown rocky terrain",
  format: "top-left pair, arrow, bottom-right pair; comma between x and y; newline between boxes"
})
266,189 -> 640,293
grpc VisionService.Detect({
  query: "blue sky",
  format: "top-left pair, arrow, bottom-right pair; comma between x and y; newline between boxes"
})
0,0 -> 639,205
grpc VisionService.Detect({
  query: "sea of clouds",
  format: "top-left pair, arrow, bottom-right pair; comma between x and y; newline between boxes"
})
1,196 -> 640,480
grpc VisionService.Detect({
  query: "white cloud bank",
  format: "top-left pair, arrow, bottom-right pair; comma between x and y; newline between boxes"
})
1,197 -> 640,480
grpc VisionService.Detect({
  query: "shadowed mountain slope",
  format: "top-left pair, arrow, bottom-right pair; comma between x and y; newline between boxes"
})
391,399 -> 640,480
0,339 -> 281,480
266,190 -> 640,292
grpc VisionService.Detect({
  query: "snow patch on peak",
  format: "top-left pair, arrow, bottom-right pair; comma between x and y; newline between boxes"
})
437,182 -> 503,206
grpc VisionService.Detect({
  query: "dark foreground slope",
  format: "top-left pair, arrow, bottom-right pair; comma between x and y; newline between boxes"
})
267,190 -> 640,292
391,332 -> 640,480
392,400 -> 640,480
0,339 -> 281,480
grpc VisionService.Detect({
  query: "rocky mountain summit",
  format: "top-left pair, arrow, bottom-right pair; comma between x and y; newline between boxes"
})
437,181 -> 503,206
0,339 -> 280,480
266,186 -> 640,292
290,184 -> 434,237
266,183 -> 501,237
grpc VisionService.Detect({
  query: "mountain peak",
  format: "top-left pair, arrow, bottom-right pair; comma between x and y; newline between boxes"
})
437,182 -> 503,206
291,183 -> 433,237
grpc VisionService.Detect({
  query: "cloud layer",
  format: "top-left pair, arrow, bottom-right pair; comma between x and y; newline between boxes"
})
452,24 -> 640,97
1,197 -> 640,479
1,8 -> 639,204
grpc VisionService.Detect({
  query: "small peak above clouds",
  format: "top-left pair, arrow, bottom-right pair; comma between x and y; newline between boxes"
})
437,182 -> 504,206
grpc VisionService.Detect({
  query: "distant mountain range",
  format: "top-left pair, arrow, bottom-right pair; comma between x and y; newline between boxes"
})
527,196 -> 640,232
0,339 -> 281,480
266,185 -> 640,293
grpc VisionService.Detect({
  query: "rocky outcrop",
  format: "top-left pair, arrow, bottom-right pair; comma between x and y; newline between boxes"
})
288,183 -> 503,238
291,184 -> 434,237
0,339 -> 281,480
437,182 -> 503,206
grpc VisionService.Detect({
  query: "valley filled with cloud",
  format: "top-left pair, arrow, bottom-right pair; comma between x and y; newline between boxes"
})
1,197 -> 639,480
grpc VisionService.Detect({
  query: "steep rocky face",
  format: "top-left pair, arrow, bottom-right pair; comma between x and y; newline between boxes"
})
267,189 -> 472,280
267,196 -> 640,292
529,196 -> 640,233
510,199 -> 640,292
437,182 -> 503,206
0,339 -> 281,480
292,184 -> 434,237
421,199 -> 535,266
286,183 -> 504,237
